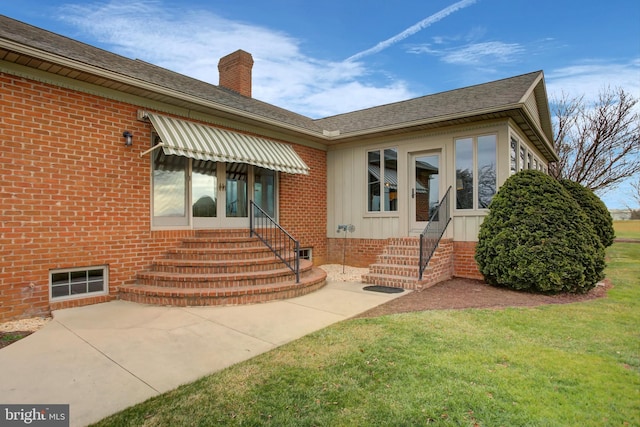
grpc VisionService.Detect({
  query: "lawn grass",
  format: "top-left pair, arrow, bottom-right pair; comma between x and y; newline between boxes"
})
614,219 -> 640,240
94,244 -> 640,426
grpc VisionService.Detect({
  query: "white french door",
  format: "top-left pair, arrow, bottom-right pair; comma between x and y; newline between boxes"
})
410,151 -> 440,232
192,162 -> 249,228
153,149 -> 276,228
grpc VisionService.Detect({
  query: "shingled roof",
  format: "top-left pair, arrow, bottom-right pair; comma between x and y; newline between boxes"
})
0,15 -> 556,160
315,71 -> 543,133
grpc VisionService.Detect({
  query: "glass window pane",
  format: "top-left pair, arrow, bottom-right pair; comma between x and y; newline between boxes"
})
71,282 -> 86,295
88,269 -> 104,281
153,150 -> 187,217
455,138 -> 473,209
368,150 -> 381,212
477,135 -> 497,209
415,154 -> 439,221
519,145 -> 525,172
226,163 -> 248,218
192,160 -> 217,218
51,272 -> 69,286
88,281 -> 104,293
510,138 -> 517,175
52,285 -> 69,298
254,167 -> 276,218
70,271 -> 86,283
383,148 -> 398,212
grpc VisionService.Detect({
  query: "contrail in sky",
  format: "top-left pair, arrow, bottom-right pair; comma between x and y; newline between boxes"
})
345,0 -> 478,62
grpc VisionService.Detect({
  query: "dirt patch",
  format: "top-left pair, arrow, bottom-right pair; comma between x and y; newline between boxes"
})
0,317 -> 51,349
354,277 -> 611,318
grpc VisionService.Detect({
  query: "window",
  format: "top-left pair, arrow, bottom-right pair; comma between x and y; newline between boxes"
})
510,137 -> 517,175
298,248 -> 312,261
367,148 -> 398,212
51,266 -> 108,300
456,134 -> 497,210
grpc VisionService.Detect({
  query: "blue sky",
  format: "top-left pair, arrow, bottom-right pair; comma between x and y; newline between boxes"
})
2,0 -> 639,207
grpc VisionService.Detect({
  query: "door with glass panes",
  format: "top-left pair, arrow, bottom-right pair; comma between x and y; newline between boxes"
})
410,151 -> 440,232
152,148 -> 276,228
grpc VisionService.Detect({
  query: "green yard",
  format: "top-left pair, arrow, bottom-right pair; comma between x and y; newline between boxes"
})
614,219 -> 640,240
94,241 -> 639,426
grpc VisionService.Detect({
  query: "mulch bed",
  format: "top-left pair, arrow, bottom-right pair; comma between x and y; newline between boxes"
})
355,277 -> 611,318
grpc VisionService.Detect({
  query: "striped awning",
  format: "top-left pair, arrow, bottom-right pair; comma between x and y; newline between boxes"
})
146,113 -> 309,175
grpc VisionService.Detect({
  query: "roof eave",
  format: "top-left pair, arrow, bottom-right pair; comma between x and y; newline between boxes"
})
0,38 -> 326,140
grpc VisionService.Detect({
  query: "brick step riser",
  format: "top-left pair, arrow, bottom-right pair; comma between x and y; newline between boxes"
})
368,265 -> 420,278
180,240 -> 274,249
165,249 -> 286,261
361,274 -> 423,290
376,255 -> 419,266
194,230 -> 251,238
149,261 -> 292,275
136,266 -> 313,289
386,238 -> 420,245
119,276 -> 327,307
383,248 -> 420,257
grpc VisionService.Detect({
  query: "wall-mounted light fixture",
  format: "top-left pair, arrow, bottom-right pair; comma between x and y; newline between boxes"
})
123,131 -> 133,146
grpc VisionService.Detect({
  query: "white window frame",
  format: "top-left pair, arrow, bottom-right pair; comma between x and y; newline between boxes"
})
366,147 -> 399,214
455,134 -> 497,211
50,265 -> 108,301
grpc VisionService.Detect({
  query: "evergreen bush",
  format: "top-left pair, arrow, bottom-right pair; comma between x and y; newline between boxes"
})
559,179 -> 615,247
475,170 -> 605,294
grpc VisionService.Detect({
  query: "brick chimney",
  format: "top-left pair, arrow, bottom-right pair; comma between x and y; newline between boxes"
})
218,50 -> 254,97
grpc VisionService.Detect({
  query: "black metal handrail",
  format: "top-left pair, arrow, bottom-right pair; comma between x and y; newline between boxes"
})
419,186 -> 452,280
250,201 -> 300,283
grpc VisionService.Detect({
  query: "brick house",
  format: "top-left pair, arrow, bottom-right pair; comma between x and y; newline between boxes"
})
0,16 -> 558,321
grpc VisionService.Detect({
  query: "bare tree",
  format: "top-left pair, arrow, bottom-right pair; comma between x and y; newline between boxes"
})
549,87 -> 640,194
631,176 -> 640,208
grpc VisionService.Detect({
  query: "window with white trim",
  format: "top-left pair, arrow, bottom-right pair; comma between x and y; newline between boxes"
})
367,148 -> 398,212
298,248 -> 312,261
50,266 -> 108,300
456,134 -> 497,210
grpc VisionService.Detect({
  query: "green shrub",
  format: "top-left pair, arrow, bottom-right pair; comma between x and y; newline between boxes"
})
475,170 -> 605,294
560,179 -> 615,247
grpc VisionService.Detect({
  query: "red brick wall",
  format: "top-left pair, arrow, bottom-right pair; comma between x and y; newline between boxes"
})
453,241 -> 483,279
421,239 -> 454,286
326,238 -> 389,267
279,145 -> 328,265
0,72 -> 326,321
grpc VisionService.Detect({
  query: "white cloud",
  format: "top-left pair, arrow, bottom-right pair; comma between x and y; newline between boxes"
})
442,41 -> 524,65
345,0 -> 477,62
546,59 -> 640,101
56,0 -> 414,118
409,41 -> 524,65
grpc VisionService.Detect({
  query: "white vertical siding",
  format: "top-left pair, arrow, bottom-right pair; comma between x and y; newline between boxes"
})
327,121 -> 523,241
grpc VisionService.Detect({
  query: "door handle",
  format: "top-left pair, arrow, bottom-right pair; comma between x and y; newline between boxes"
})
218,183 -> 226,191
411,188 -> 415,198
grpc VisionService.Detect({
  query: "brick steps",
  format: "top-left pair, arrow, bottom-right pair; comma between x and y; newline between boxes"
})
119,268 -> 327,307
136,261 -> 313,289
362,237 -> 453,290
151,254 -> 296,274
119,229 -> 326,306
